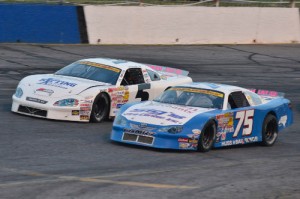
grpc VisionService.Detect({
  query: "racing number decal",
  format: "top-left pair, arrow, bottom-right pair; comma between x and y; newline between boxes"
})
135,83 -> 151,101
233,110 -> 254,137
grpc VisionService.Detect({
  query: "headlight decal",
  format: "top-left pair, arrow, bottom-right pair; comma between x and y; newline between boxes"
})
53,98 -> 79,107
15,87 -> 23,98
114,114 -> 128,126
158,126 -> 183,134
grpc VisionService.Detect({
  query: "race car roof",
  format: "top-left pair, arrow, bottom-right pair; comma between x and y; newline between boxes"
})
175,82 -> 248,95
81,58 -> 146,70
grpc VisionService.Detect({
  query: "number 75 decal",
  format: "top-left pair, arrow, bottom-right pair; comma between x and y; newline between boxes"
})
233,110 -> 254,137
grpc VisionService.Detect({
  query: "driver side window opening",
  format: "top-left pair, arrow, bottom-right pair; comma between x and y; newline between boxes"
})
228,91 -> 250,109
121,68 -> 145,85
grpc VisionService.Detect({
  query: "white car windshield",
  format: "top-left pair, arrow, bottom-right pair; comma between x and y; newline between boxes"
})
55,61 -> 121,85
154,87 -> 225,109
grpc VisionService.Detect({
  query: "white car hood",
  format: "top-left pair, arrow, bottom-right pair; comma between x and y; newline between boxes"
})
21,74 -> 111,98
122,101 -> 214,126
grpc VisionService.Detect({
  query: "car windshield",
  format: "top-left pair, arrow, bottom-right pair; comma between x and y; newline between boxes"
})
55,61 -> 121,85
153,87 -> 224,109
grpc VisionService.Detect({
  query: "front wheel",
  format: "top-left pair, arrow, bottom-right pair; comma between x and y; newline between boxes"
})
261,114 -> 278,146
90,93 -> 109,123
198,120 -> 216,152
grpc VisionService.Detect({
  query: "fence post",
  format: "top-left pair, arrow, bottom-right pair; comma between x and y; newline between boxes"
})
214,0 -> 220,7
290,0 -> 295,7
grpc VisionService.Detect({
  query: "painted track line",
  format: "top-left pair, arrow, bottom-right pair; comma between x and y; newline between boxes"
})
0,167 -> 198,189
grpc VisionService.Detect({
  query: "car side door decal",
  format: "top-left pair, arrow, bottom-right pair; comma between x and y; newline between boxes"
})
135,83 -> 151,101
233,109 -> 255,137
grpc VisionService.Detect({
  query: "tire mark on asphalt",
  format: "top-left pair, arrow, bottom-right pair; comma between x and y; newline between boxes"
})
0,45 -> 67,64
0,57 -> 34,68
0,67 -> 58,81
220,45 -> 300,64
38,45 -> 86,57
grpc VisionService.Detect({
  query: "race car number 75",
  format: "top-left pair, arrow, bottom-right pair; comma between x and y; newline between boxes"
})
233,110 -> 254,137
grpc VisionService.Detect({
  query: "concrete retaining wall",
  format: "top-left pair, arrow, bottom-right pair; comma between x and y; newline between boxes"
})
84,6 -> 300,44
0,4 -> 299,44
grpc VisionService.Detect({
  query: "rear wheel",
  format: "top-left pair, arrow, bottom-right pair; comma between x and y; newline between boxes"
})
198,120 -> 216,152
261,114 -> 278,146
90,93 -> 109,123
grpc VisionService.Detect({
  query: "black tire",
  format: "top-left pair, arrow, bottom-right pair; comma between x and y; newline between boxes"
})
90,93 -> 110,123
261,114 -> 278,146
198,120 -> 216,152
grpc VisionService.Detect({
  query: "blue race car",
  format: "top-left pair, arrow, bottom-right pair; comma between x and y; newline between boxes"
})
110,82 -> 293,152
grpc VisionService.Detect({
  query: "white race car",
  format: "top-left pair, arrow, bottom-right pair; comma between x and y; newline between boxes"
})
12,58 -> 192,122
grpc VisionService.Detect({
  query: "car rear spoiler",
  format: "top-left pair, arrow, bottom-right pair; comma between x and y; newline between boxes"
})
248,89 -> 285,98
147,64 -> 189,76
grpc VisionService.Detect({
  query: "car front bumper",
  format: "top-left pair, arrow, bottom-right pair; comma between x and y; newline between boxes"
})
110,126 -> 199,151
12,96 -> 90,122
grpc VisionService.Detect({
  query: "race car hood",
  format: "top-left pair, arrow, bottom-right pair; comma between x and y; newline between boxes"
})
19,74 -> 111,98
122,101 -> 215,126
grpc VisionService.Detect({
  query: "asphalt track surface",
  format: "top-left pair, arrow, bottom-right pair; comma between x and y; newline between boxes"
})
0,44 -> 299,199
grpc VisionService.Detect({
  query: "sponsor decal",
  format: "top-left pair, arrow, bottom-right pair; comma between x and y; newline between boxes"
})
179,143 -> 191,149
37,78 -> 77,89
192,129 -> 201,135
187,129 -> 201,140
79,61 -> 121,73
123,128 -> 155,136
80,115 -> 90,120
80,107 -> 91,111
123,108 -> 186,124
278,115 -> 287,127
257,90 -> 279,97
108,87 -> 130,109
156,104 -> 199,114
169,87 -> 224,98
147,65 -> 186,75
216,113 -> 234,133
80,103 -> 92,107
79,111 -> 90,115
80,99 -> 93,103
221,140 -> 233,146
221,132 -> 226,141
179,142 -> 198,149
129,123 -> 155,131
233,139 -> 244,145
72,110 -> 80,115
216,131 -> 226,142
35,88 -> 54,96
116,104 -> 123,109
26,97 -> 47,104
178,138 -> 198,144
178,138 -> 189,143
220,136 -> 258,146
244,136 -> 258,143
